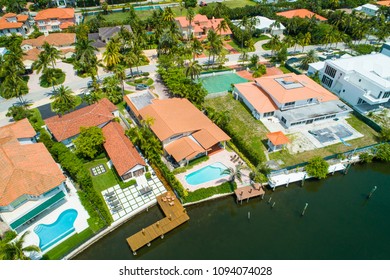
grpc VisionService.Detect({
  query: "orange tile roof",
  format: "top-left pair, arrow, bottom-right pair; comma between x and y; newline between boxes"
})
164,136 -> 205,162
234,82 -> 278,114
23,48 -> 41,61
277,9 -> 327,21
266,131 -> 289,146
22,33 -> 76,48
59,21 -> 75,29
254,73 -> 338,104
45,98 -> 117,142
102,122 -> 145,176
138,98 -> 230,143
0,119 -> 65,206
0,13 -> 26,30
377,1 -> 390,6
35,8 -> 75,21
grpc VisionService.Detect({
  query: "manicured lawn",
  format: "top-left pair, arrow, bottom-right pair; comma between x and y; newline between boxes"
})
269,114 -> 379,167
221,0 -> 257,8
204,94 -> 269,153
278,66 -> 291,74
228,35 -> 269,52
84,158 -> 117,193
42,228 -> 94,260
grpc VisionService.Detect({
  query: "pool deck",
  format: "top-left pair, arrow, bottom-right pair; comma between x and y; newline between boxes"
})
175,149 -> 251,192
126,192 -> 189,253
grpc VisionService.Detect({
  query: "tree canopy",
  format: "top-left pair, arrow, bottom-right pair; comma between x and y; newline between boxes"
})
305,156 -> 329,179
73,126 -> 105,159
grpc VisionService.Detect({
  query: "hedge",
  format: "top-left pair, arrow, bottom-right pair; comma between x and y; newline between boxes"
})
183,182 -> 236,204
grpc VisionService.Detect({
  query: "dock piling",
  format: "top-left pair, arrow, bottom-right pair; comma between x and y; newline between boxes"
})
268,196 -> 272,204
301,203 -> 308,216
261,193 -> 265,200
301,174 -> 306,187
271,202 -> 276,208
248,212 -> 251,219
367,186 -> 377,199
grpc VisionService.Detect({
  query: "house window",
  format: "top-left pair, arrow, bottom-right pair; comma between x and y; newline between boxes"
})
314,116 -> 325,121
383,91 -> 390,98
326,114 -> 336,119
284,101 -> 295,107
358,79 -> 361,82
321,76 -> 333,88
357,98 -> 367,104
307,98 -> 313,103
263,111 -> 274,117
170,133 -> 183,141
52,25 -> 59,30
281,117 -> 287,124
306,119 -> 314,124
324,65 -> 337,78
122,173 -> 133,180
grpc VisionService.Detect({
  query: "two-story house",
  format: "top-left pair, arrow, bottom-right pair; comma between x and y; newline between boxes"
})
34,8 -> 75,33
175,14 -> 232,40
137,98 -> 230,167
0,13 -> 31,37
315,53 -> 390,113
0,119 -> 67,233
233,73 -> 351,128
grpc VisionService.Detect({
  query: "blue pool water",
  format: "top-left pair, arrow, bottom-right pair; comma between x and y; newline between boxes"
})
34,209 -> 78,251
185,162 -> 228,185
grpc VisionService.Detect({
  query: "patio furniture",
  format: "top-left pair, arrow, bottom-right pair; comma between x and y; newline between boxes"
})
169,201 -> 175,206
139,186 -> 152,196
112,206 -> 122,213
106,196 -> 117,202
162,197 -> 167,202
110,200 -> 120,207
104,191 -> 115,197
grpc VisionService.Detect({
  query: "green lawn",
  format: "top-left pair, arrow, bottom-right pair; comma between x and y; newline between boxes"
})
84,158 -> 117,193
42,228 -> 94,260
269,114 -> 379,167
205,94 -> 269,153
228,35 -> 269,52
278,66 -> 291,74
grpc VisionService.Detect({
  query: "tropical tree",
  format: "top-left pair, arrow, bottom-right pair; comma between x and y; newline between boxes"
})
1,0 -> 26,14
41,42 -> 61,69
189,38 -> 203,61
222,164 -> 245,183
206,30 -> 223,65
216,19 -> 229,36
0,231 -> 40,260
74,38 -> 98,75
298,32 -> 311,53
103,40 -> 121,69
269,34 -> 281,57
186,7 -> 195,40
113,64 -> 126,96
0,71 -> 28,104
102,2 -> 109,15
73,126 -> 105,159
162,7 -> 175,23
103,76 -> 122,104
33,51 -> 51,74
305,156 -> 329,179
51,85 -> 77,115
250,54 -> 259,68
185,60 -> 202,81
300,50 -> 319,70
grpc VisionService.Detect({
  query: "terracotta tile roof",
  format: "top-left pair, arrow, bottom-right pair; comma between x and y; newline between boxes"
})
138,98 -> 230,143
17,14 -> 28,22
254,73 -> 338,104
102,122 -> 145,176
164,136 -> 205,162
175,14 -> 232,35
192,128 -> 229,150
22,33 -> 76,48
0,119 -> 65,206
61,48 -> 75,54
35,8 -> 75,21
0,13 -> 26,30
234,82 -> 278,113
23,48 -> 41,61
45,98 -> 117,142
59,21 -> 75,29
267,131 -> 289,146
277,9 -> 327,21
377,1 -> 390,6
3,13 -> 17,17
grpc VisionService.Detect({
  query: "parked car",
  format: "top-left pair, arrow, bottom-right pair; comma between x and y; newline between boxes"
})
199,1 -> 207,6
135,84 -> 148,90
87,78 -> 102,88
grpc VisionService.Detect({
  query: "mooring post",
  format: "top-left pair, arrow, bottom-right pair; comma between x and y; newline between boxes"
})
301,203 -> 308,216
248,212 -> 251,219
261,193 -> 265,200
301,174 -> 306,187
272,202 -> 276,208
268,196 -> 272,204
286,178 -> 290,188
344,163 -> 351,175
332,166 -> 337,175
367,186 -> 377,199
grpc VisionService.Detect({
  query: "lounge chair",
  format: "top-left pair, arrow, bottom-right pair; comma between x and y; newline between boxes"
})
169,201 -> 174,206
105,191 -> 115,197
162,197 -> 167,202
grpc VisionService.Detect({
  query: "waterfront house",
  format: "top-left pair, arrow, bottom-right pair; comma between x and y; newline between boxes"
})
276,9 -> 327,21
0,119 -> 67,233
88,25 -> 132,48
233,73 -> 351,127
175,14 -> 232,39
353,4 -> 379,16
44,98 -> 119,147
102,122 -> 146,181
313,53 -> 390,113
233,16 -> 285,36
0,13 -> 31,37
137,98 -> 230,167
34,8 -> 75,33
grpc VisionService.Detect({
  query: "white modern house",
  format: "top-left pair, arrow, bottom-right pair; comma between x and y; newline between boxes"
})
233,16 -> 285,35
354,3 -> 379,16
314,53 -> 390,113
381,42 -> 390,57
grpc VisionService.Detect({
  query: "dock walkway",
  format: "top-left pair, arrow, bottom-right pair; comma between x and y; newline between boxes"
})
126,192 -> 189,254
235,183 -> 265,203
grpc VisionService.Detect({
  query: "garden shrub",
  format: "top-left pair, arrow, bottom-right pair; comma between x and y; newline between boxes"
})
145,172 -> 151,180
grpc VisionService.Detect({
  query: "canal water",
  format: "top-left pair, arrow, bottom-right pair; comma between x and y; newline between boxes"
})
74,163 -> 390,260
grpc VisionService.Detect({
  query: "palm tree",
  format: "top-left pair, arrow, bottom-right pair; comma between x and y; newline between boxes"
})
33,51 -> 51,74
221,165 -> 245,183
123,51 -> 138,77
186,7 -> 195,40
185,60 -> 202,81
74,38 -> 98,74
212,2 -> 227,18
113,64 -> 126,96
190,38 -> 203,61
216,19 -> 229,36
300,50 -> 319,70
103,40 -> 121,69
207,30 -> 223,65
269,34 -> 281,57
51,85 -> 77,115
42,42 -> 61,69
162,7 -> 175,23
0,231 -> 40,260
0,71 -> 28,104
103,76 -> 122,104
299,32 -> 311,53
238,16 -> 249,50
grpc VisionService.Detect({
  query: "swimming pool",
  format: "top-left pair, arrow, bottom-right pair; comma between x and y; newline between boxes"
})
185,162 -> 229,185
199,73 -> 248,94
34,209 -> 78,251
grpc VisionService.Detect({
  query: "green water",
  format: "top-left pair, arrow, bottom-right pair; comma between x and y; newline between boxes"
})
199,73 -> 248,94
74,163 -> 390,260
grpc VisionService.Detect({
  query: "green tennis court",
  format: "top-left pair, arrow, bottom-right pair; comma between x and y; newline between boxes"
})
199,73 -> 248,94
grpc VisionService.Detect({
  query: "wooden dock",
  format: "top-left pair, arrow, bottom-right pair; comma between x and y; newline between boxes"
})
126,192 -> 189,254
235,183 -> 265,204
